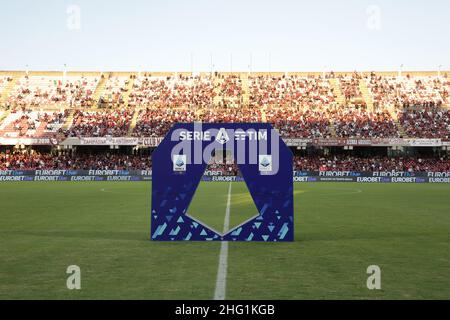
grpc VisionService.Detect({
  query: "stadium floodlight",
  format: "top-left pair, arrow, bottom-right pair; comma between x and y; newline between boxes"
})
151,123 -> 294,242
398,64 -> 404,77
230,53 -> 233,73
209,52 -> 213,75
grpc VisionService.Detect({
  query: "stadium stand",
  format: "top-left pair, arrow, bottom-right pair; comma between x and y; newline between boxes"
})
98,74 -> 130,108
215,74 -> 243,108
1,150 -> 449,172
1,71 -> 448,139
0,109 -> 69,138
337,73 -> 366,108
132,108 -> 197,137
293,154 -> 450,172
5,74 -> 99,108
0,150 -> 151,170
397,103 -> 450,139
0,76 -> 11,95
248,74 -> 336,109
331,108 -> 400,138
128,73 -> 215,108
1,70 -> 449,172
65,108 -> 134,137
265,108 -> 331,138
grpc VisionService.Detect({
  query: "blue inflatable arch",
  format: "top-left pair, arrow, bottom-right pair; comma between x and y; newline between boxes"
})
151,123 -> 294,242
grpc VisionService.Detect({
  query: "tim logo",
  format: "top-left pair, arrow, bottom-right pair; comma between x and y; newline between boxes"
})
173,155 -> 187,172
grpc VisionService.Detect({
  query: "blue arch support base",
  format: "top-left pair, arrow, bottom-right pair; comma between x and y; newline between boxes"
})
151,123 -> 294,242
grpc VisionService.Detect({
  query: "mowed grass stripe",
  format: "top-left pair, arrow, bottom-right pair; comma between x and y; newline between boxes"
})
187,182 -> 229,234
228,182 -> 260,232
187,181 -> 258,234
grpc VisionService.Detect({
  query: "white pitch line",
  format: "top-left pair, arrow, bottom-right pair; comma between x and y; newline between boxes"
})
214,182 -> 232,300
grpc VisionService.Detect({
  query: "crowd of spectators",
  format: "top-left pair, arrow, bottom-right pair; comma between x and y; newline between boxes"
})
338,73 -> 364,106
398,103 -> 450,139
200,106 -> 262,123
128,74 -> 215,108
266,107 -> 331,138
43,110 -> 70,130
2,150 -> 449,173
0,76 -> 12,92
65,109 -> 134,137
98,75 -> 129,107
1,109 -> 69,137
131,106 -> 263,137
332,108 -> 400,138
6,75 -> 98,108
398,76 -> 445,106
365,73 -> 400,109
293,154 -> 450,172
1,72 -> 449,140
249,75 -> 336,108
0,150 -> 151,170
216,75 -> 243,107
132,108 -> 197,137
365,73 -> 448,109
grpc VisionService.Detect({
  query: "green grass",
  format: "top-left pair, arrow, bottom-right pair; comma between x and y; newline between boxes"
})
0,181 -> 449,299
188,181 -> 259,233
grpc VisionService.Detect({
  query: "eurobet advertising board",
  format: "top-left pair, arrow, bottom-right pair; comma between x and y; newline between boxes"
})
150,123 -> 294,242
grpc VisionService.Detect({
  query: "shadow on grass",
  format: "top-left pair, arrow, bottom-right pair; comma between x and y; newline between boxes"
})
2,230 -> 223,247
2,230 -> 149,242
297,231 -> 444,243
5,229 -> 442,245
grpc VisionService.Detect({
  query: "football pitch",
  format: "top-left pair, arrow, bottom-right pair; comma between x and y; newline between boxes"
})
0,181 -> 449,300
